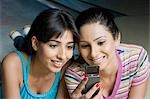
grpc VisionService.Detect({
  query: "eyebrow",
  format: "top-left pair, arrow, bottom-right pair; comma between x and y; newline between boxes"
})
49,40 -> 74,44
79,36 -> 106,42
93,36 -> 106,41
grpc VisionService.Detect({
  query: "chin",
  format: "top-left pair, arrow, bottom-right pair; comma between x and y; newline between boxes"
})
52,68 -> 62,73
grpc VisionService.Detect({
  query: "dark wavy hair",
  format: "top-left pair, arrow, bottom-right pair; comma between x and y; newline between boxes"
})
21,8 -> 79,55
75,7 -> 120,40
75,7 -> 120,64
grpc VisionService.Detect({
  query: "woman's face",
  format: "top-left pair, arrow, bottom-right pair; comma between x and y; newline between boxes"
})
35,30 -> 74,72
79,22 -> 120,70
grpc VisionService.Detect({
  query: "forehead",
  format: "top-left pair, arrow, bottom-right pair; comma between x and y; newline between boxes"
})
80,23 -> 112,39
50,30 -> 73,41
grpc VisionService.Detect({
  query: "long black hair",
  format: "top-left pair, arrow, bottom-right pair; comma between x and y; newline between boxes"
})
21,8 -> 79,55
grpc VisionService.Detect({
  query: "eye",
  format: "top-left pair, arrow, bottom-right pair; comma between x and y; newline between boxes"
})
80,44 -> 89,49
49,45 -> 57,48
68,43 -> 75,49
67,45 -> 74,49
97,41 -> 105,46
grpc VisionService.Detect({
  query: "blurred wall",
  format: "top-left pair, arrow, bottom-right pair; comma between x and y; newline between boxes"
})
115,15 -> 149,57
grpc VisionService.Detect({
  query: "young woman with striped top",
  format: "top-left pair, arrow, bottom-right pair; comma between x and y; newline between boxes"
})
65,7 -> 150,99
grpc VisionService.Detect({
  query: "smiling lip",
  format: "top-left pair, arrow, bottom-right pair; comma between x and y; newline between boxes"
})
91,56 -> 105,64
52,60 -> 64,68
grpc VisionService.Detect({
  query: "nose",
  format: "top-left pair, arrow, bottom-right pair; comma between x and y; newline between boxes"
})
57,47 -> 66,60
89,45 -> 98,59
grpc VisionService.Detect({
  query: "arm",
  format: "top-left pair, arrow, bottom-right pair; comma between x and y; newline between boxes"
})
2,52 -> 21,99
128,48 -> 150,99
56,76 -> 70,99
128,80 -> 148,99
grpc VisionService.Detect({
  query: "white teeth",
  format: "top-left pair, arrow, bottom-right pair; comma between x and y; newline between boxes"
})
94,57 -> 103,61
53,61 -> 63,66
93,56 -> 104,63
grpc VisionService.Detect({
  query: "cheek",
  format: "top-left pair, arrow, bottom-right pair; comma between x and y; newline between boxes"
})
103,43 -> 116,55
79,49 -> 88,58
67,50 -> 73,58
38,50 -> 49,60
38,46 -> 55,58
108,42 -> 116,50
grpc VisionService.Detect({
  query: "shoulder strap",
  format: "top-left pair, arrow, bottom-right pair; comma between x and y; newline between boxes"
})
16,51 -> 30,82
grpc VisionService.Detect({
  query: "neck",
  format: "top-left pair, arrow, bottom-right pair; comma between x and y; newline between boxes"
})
30,56 -> 54,79
100,55 -> 118,79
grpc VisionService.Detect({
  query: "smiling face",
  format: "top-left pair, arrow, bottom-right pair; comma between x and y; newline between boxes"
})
79,22 -> 120,70
33,30 -> 74,73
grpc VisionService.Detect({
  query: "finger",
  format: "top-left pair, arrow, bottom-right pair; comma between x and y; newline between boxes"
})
93,84 -> 104,99
85,83 -> 100,98
72,77 -> 88,95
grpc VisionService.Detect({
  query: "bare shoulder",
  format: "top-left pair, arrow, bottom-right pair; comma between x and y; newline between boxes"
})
2,52 -> 24,97
2,52 -> 21,68
2,52 -> 22,76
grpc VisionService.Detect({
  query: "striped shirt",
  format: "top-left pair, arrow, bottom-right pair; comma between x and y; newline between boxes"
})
65,43 -> 150,99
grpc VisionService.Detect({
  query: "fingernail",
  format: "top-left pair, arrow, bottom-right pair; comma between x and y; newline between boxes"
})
84,74 -> 88,77
100,86 -> 104,92
99,82 -> 101,86
83,77 -> 87,81
96,83 -> 99,88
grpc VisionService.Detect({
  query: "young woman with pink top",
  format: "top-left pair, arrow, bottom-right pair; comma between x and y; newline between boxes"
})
65,7 -> 150,99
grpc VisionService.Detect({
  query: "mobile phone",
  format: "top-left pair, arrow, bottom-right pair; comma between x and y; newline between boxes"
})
82,65 -> 100,96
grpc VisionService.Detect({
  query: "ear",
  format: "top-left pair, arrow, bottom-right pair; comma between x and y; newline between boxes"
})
115,32 -> 121,47
31,36 -> 39,51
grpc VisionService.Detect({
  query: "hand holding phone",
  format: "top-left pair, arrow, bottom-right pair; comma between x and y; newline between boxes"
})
82,65 -> 100,97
